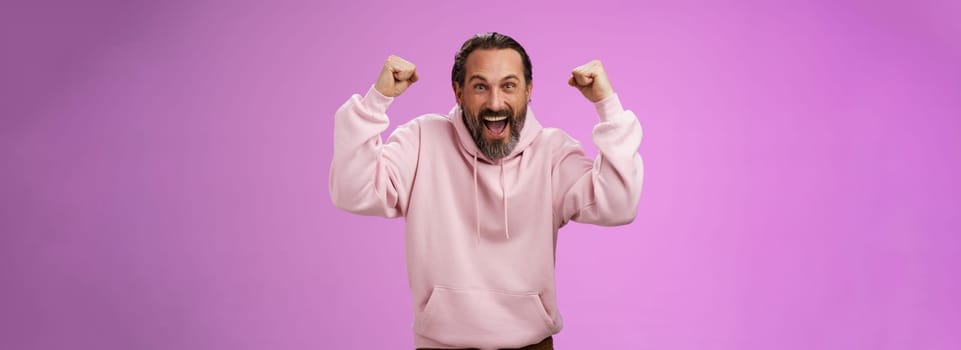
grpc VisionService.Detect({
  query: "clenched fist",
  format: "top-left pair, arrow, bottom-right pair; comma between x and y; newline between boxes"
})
568,60 -> 615,103
374,55 -> 418,97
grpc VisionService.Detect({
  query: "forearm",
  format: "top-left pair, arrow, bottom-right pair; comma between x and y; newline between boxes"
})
329,86 -> 405,217
558,94 -> 644,226
588,93 -> 644,224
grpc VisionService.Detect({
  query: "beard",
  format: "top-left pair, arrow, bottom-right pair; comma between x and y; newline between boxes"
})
462,103 -> 527,160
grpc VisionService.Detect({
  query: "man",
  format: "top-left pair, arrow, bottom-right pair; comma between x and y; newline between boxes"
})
330,32 -> 643,350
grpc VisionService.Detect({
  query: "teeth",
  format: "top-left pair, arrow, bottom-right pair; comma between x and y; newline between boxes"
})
483,116 -> 508,122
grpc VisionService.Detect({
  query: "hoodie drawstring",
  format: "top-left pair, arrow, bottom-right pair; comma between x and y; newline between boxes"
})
473,153 -> 480,246
472,153 -> 511,245
500,160 -> 510,240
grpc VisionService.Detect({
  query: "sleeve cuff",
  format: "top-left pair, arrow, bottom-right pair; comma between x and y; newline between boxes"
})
361,85 -> 394,114
594,93 -> 625,122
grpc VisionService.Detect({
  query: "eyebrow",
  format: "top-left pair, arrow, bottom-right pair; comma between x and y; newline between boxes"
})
468,74 -> 521,83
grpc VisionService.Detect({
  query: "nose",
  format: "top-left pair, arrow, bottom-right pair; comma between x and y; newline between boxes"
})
488,88 -> 506,111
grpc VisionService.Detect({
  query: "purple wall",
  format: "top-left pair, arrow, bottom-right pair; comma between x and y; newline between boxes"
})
2,0 -> 959,349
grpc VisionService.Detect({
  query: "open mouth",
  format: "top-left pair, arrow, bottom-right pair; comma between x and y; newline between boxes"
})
482,115 -> 509,137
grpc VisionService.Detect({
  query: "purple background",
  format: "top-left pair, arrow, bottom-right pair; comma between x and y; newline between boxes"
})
2,0 -> 959,349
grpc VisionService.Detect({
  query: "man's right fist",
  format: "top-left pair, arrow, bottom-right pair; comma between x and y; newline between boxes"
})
374,55 -> 418,97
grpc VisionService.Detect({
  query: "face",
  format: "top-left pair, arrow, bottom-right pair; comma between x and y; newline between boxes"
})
454,49 -> 532,160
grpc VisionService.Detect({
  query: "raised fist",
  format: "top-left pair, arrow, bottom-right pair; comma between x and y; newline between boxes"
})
568,60 -> 615,103
374,55 -> 419,97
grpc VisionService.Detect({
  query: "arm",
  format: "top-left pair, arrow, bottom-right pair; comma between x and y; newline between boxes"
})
329,55 -> 420,218
554,60 -> 644,226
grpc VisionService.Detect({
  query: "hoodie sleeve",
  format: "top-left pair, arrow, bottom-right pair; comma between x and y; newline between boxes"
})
552,94 -> 644,227
329,86 -> 419,218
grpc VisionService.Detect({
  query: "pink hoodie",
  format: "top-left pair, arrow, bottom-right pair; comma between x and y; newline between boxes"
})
330,85 -> 643,349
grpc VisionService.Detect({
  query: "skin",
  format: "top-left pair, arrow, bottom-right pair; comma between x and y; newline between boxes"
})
374,55 -> 418,98
372,49 -> 616,159
568,59 -> 615,103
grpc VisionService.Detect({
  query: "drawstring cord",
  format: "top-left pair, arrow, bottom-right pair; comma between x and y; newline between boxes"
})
500,160 -> 510,240
473,153 -> 480,246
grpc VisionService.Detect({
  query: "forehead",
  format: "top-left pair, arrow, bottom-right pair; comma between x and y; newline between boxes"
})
464,49 -> 524,80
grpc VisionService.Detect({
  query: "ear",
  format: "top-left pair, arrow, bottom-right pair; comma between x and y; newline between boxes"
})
452,82 -> 463,106
526,80 -> 533,101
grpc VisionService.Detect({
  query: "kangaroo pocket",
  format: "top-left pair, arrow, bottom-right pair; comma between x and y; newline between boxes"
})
413,286 -> 555,348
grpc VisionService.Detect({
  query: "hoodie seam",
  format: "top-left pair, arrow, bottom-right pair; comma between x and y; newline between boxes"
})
403,118 -> 424,216
433,285 -> 543,295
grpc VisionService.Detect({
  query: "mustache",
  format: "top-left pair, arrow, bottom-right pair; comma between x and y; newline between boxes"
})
478,108 -> 512,119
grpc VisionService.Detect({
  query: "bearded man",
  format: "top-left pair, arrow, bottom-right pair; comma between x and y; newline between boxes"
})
330,32 -> 644,350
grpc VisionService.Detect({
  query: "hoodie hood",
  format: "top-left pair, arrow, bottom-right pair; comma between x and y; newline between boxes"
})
449,104 -> 543,163
449,104 -> 543,244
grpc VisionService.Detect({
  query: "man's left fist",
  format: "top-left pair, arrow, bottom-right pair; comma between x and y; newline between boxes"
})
568,60 -> 615,103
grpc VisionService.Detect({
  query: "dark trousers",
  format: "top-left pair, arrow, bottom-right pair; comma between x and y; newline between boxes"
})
417,336 -> 553,350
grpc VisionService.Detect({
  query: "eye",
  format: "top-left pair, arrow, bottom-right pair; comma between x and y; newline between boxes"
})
503,82 -> 516,90
474,84 -> 487,91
